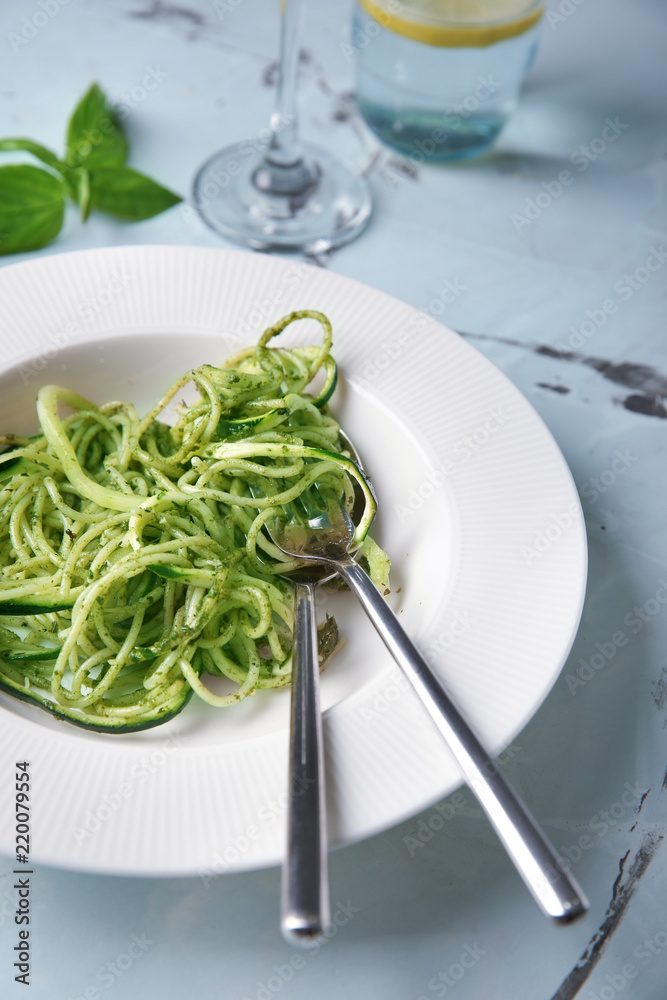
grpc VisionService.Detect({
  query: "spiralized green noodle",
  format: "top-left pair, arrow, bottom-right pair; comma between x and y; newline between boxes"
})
0,311 -> 387,731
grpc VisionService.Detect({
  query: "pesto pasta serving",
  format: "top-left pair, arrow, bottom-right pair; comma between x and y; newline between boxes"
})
0,311 -> 388,732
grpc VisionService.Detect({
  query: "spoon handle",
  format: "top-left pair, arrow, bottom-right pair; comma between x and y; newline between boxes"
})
337,559 -> 588,922
281,581 -> 331,945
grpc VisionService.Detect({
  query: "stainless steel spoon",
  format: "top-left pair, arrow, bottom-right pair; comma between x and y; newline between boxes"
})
280,571 -> 331,945
254,431 -> 371,944
251,494 -> 340,945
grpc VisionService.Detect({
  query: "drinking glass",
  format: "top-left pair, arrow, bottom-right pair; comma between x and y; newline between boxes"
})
193,0 -> 372,253
352,0 -> 544,161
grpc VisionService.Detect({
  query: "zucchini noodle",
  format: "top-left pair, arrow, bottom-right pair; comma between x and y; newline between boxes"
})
0,311 -> 389,732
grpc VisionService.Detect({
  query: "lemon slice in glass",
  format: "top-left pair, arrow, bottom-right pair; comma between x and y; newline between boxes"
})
358,0 -> 544,47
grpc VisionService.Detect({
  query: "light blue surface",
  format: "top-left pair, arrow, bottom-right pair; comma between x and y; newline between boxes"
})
1,1 -> 666,998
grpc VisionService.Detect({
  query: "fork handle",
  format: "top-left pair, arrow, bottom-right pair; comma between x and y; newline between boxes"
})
281,581 -> 331,945
336,559 -> 588,922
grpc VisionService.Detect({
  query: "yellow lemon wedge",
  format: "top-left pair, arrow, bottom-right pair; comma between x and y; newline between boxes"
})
358,0 -> 544,47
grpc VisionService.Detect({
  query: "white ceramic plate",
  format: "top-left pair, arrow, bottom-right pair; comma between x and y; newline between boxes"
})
0,246 -> 586,876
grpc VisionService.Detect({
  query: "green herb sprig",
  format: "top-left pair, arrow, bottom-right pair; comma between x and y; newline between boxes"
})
0,83 -> 182,255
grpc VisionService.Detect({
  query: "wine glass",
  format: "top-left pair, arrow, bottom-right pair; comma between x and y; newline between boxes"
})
193,0 -> 372,253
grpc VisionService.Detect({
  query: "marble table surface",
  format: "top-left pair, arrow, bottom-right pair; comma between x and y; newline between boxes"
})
0,1 -> 666,998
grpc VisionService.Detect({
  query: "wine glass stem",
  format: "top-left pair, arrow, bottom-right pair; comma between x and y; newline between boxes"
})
254,0 -> 319,197
268,0 -> 304,168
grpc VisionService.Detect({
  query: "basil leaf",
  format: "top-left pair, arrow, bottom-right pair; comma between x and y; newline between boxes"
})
89,167 -> 181,220
0,165 -> 65,255
65,82 -> 127,170
63,167 -> 91,221
0,138 -> 63,173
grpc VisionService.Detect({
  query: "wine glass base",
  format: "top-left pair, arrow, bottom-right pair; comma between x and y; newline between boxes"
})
193,142 -> 372,254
